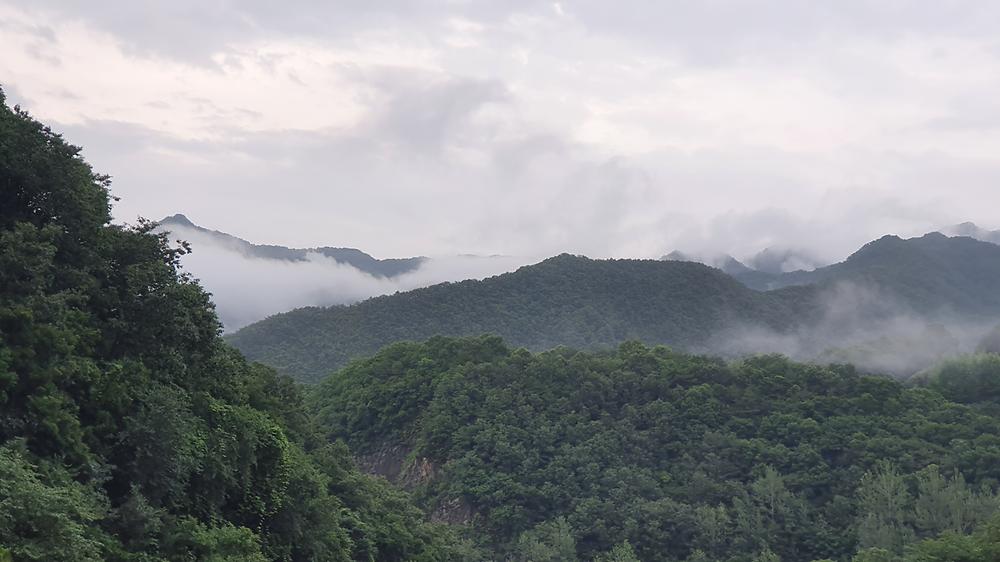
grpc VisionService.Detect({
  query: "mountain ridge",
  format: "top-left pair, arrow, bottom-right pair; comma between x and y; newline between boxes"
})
158,213 -> 427,278
228,233 -> 1000,382
227,254 -> 815,381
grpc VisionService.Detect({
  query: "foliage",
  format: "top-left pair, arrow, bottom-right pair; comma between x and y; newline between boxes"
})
229,232 -> 1000,382
0,445 -> 105,561
594,541 -> 641,562
512,517 -> 577,562
922,354 -> 1000,406
0,89 -> 464,561
229,255 -> 815,381
311,336 -> 1000,561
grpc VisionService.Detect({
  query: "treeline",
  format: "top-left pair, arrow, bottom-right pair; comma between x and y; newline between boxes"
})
227,233 -> 1000,384
228,254 -> 815,381
310,336 -> 1000,561
0,90 -> 469,561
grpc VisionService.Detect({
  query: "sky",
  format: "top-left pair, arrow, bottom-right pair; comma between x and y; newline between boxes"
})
3,1 -> 1000,263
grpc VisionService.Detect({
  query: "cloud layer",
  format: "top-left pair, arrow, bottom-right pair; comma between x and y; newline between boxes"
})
164,222 -> 533,331
3,1 -> 1000,261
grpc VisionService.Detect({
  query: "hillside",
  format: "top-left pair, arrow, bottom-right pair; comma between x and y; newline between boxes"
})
309,336 -> 1000,561
0,90 -> 469,561
158,213 -> 425,278
662,251 -> 780,290
736,233 -> 1000,307
227,255 -> 817,381
229,233 -> 1000,382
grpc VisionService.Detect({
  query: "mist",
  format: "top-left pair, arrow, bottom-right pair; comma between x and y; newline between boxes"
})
706,281 -> 996,377
166,224 -> 534,331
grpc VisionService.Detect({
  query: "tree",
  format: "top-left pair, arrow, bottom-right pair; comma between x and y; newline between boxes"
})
0,446 -> 105,562
692,505 -> 731,556
912,464 -> 999,537
857,462 -> 914,553
513,518 -> 578,562
851,549 -> 894,562
595,541 -> 641,562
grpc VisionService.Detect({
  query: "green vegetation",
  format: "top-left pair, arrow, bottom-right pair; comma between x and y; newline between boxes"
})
909,354 -> 1000,422
310,336 -> 1000,561
9,85 -> 1000,561
0,89 -> 466,561
228,254 -> 817,381
761,233 -> 1000,315
228,232 -> 1000,383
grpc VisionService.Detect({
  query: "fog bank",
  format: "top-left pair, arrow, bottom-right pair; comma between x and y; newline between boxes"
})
164,224 -> 533,331
706,281 -> 995,377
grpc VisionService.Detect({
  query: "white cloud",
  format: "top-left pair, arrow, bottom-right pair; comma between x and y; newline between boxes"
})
3,0 -> 1000,262
165,223 -> 533,331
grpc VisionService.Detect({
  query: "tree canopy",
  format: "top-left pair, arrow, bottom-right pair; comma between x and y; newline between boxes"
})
310,336 -> 1000,561
0,89 -> 467,561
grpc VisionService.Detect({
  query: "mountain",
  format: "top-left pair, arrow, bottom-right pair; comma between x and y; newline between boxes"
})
227,254 -> 816,381
662,250 -> 754,276
662,251 -> 781,290
158,213 -> 426,278
940,221 -> 1000,245
747,246 -> 825,274
230,233 -> 1000,382
155,214 -> 531,332
757,233 -> 1000,312
718,231 -> 1000,295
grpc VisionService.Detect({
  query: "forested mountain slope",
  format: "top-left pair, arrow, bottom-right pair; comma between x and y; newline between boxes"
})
228,255 -> 817,381
229,232 -> 1000,382
309,335 -> 1000,562
0,90 -> 468,561
734,233 -> 1000,306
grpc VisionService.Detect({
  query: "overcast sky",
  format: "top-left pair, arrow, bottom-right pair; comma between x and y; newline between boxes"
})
3,1 -> 1000,262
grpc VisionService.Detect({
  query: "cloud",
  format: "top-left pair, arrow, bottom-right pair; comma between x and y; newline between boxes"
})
164,222 -> 534,331
705,281 -> 996,377
4,0 -> 1000,264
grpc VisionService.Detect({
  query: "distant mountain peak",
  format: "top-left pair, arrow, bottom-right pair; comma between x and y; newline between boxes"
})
662,251 -> 751,275
939,222 -> 1000,245
662,250 -> 691,262
160,213 -> 196,227
155,213 -> 426,278
921,231 -> 949,241
748,246 -> 824,274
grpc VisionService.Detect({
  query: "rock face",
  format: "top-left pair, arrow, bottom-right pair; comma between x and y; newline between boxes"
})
356,443 -> 412,482
356,443 -> 473,525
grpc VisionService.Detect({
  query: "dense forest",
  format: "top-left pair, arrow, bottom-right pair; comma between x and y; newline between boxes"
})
0,89 -> 473,561
228,232 -> 1000,382
309,335 -> 1000,561
228,255 -> 817,381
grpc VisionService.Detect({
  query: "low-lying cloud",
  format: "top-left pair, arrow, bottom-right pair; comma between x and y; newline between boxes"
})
706,281 -> 995,377
165,224 -> 534,331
